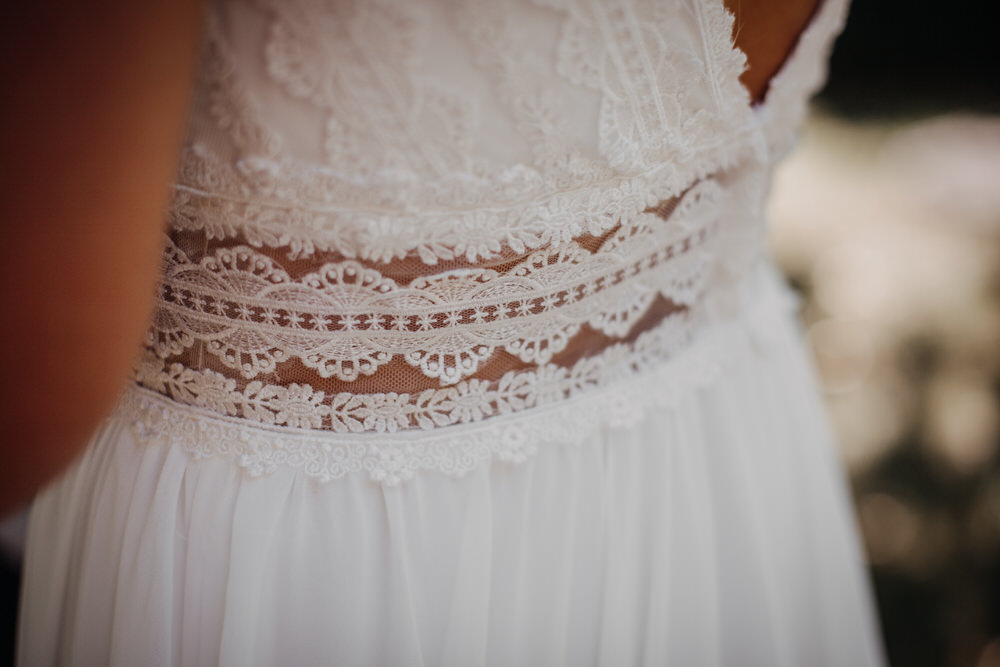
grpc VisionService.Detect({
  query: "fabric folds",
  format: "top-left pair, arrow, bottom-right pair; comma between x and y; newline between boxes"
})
18,268 -> 885,666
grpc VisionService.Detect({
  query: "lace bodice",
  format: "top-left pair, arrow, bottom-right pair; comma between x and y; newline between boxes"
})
126,0 -> 848,484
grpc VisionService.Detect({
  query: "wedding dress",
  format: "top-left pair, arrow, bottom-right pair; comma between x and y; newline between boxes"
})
18,0 -> 886,664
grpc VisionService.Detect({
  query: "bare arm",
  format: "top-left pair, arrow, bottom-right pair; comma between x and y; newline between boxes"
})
0,2 -> 204,513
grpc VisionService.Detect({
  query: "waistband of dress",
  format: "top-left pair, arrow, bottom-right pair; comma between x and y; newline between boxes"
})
112,259 -> 799,485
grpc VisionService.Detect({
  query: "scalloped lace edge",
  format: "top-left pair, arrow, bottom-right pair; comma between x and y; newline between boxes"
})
754,0 -> 849,159
170,132 -> 765,264
168,0 -> 766,265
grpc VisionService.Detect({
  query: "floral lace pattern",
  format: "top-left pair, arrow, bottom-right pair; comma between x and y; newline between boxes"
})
150,179 -> 722,383
122,261 -> 798,485
168,0 -> 766,264
547,0 -> 750,172
136,306 -> 697,437
260,0 -> 480,180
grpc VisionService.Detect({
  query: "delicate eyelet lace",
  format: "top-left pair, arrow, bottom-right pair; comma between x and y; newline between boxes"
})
119,261 -> 799,485
149,179 -> 722,384
135,305 -> 699,438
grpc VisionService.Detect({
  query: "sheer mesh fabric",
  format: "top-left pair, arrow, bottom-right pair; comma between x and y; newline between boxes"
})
147,192 -> 691,397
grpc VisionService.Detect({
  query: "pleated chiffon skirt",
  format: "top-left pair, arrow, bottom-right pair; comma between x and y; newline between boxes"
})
17,268 -> 886,666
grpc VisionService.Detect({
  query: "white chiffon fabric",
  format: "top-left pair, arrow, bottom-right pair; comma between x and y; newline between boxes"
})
18,265 -> 885,666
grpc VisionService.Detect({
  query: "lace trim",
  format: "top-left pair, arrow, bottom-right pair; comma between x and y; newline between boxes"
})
170,133 -> 760,263
150,179 -> 723,383
134,306 -> 698,438
119,262 -> 798,485
753,0 -> 849,160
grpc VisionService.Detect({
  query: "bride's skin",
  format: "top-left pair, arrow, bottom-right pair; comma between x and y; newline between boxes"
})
725,0 -> 824,104
0,0 -> 821,515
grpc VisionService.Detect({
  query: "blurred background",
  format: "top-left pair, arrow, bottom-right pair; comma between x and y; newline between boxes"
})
767,0 -> 999,665
0,1 -> 997,665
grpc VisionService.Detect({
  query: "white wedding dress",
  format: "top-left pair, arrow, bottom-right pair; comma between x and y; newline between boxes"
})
18,0 -> 886,664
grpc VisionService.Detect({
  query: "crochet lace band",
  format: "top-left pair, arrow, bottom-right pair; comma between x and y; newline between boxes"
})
137,171 -> 738,427
119,256 -> 795,485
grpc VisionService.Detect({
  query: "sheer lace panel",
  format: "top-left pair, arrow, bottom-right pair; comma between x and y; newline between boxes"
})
139,177 -> 732,434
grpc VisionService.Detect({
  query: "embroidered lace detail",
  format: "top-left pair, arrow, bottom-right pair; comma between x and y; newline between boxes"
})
136,305 -> 697,438
259,0 -> 479,180
149,179 -> 722,384
121,262 -> 798,485
547,0 -> 750,172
